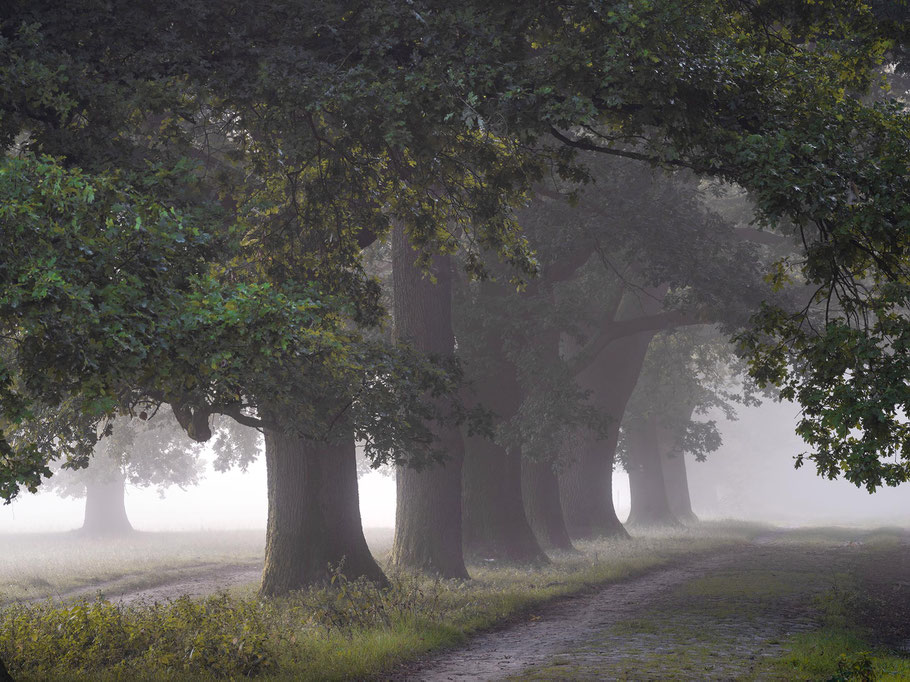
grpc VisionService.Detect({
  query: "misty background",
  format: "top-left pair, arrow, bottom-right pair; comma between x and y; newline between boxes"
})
3,398 -> 906,533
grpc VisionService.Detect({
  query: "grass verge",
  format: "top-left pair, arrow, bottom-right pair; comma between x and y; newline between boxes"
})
759,530 -> 910,681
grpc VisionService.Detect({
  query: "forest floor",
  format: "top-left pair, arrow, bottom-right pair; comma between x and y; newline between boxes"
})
401,527 -> 910,681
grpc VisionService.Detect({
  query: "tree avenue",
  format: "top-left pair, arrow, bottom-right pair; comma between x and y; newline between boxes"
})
0,1 -> 908,594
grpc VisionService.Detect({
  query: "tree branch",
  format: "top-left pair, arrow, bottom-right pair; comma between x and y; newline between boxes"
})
548,127 -> 718,174
569,308 -> 709,377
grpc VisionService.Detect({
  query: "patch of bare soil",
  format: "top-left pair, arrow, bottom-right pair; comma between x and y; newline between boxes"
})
400,533 -> 893,681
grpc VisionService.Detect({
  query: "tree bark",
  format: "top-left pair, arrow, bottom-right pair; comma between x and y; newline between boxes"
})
390,225 -> 469,579
521,458 -> 575,551
660,408 -> 699,524
462,348 -> 548,564
260,425 -> 385,596
559,327 -> 656,539
626,415 -> 681,527
519,328 -> 574,552
662,446 -> 698,524
81,471 -> 132,536
559,426 -> 628,539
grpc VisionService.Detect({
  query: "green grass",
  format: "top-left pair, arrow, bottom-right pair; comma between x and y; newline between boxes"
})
757,536 -> 910,681
769,631 -> 910,681
0,522 -> 761,681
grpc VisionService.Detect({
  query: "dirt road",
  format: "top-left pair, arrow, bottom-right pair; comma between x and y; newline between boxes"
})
400,533 -> 890,680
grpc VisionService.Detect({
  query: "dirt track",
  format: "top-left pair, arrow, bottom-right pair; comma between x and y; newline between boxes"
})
399,534 -> 889,681
33,561 -> 262,605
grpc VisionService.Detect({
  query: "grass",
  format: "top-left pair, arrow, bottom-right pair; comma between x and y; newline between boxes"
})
514,526 -> 910,681
759,541 -> 910,681
0,522 -> 761,680
0,530 -> 267,604
0,528 -> 394,604
742,527 -> 910,681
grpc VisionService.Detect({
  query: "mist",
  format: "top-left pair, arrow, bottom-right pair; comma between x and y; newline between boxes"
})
4,397 -> 906,536
686,399 -> 910,528
0,450 -> 396,534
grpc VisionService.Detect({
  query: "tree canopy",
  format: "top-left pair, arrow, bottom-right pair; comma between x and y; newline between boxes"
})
1,0 -> 909,498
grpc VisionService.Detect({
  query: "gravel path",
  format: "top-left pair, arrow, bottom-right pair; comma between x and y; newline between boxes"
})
402,537 -> 837,681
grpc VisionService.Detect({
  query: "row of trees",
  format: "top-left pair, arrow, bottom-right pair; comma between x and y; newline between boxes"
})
1,1 -> 908,597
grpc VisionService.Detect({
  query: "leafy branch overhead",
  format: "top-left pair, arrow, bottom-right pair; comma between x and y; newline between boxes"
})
0,0 -> 909,497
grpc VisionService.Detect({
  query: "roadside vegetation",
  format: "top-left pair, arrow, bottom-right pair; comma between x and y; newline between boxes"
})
0,523 -> 758,681
762,531 -> 910,681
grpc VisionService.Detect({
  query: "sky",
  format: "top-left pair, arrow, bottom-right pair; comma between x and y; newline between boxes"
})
1,397 -> 907,533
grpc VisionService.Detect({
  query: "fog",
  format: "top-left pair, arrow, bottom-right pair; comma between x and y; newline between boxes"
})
0,453 -> 396,533
686,399 -> 910,527
1,398 -> 907,534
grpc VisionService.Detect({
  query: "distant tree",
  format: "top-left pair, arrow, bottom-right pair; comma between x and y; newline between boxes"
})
618,327 -> 747,527
25,408 -> 261,535
51,412 -> 203,536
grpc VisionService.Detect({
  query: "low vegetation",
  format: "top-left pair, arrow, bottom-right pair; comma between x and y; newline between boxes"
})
0,530 -> 265,604
763,531 -> 910,681
0,523 -> 759,680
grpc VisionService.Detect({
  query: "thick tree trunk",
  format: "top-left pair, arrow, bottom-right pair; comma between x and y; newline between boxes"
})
662,447 -> 698,524
626,415 -> 681,527
522,458 -> 574,551
659,409 -> 699,524
462,349 -> 548,564
390,226 -> 469,579
559,428 -> 628,540
560,326 -> 656,540
81,471 -> 132,536
520,329 -> 574,551
463,434 -> 547,563
260,427 -> 385,596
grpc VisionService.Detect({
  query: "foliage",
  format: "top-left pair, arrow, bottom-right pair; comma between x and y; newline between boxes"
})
617,326 -> 759,468
2,0 -> 910,495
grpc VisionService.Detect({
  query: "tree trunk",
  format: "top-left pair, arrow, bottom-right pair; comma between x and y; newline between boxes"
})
626,415 -> 681,527
660,411 -> 699,524
260,426 -> 386,596
519,328 -> 574,552
662,447 -> 698,524
390,225 -> 469,579
522,458 -> 575,551
462,348 -> 548,564
81,471 -> 132,535
560,326 -> 656,540
559,427 -> 628,539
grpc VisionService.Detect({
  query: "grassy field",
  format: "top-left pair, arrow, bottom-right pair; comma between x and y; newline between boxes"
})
0,529 -> 267,604
0,522 -> 762,680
